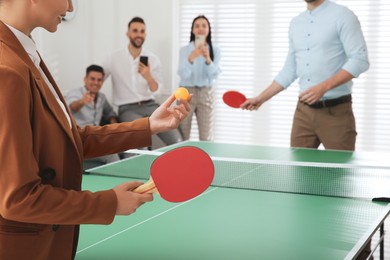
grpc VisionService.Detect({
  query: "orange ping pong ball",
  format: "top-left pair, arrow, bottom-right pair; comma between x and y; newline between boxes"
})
175,87 -> 190,101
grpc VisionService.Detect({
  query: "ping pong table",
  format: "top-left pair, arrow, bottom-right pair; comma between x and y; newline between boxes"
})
77,141 -> 390,260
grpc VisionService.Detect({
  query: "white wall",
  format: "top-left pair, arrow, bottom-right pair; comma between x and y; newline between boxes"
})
32,0 -> 176,102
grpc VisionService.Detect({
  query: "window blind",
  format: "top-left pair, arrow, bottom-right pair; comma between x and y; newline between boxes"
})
175,0 -> 390,152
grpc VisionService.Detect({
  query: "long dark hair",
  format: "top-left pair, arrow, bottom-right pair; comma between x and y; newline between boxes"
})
190,15 -> 214,61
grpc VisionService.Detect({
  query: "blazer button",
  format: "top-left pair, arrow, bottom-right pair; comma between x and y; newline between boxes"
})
52,224 -> 60,232
39,168 -> 56,182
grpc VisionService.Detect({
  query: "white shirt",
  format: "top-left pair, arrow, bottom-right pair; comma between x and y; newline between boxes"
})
6,24 -> 72,128
102,48 -> 163,106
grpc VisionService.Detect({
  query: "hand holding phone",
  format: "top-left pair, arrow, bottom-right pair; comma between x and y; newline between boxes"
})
140,56 -> 148,66
195,35 -> 206,48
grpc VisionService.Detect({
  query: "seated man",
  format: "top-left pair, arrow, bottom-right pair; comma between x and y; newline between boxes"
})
66,64 -> 120,172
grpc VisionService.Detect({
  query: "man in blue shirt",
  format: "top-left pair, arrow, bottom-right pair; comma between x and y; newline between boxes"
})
66,65 -> 120,171
241,0 -> 369,152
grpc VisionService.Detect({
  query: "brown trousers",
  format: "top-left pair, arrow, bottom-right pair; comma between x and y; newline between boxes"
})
290,101 -> 357,151
291,101 -> 373,259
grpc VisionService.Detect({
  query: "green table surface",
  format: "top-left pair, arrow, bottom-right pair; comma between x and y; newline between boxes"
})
79,142 -> 390,259
77,175 -> 389,260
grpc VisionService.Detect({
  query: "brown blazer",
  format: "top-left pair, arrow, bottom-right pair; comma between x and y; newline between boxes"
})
0,21 -> 152,259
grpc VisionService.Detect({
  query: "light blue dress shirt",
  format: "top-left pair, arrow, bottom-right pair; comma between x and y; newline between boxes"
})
65,87 -> 117,127
178,42 -> 221,87
274,0 -> 369,100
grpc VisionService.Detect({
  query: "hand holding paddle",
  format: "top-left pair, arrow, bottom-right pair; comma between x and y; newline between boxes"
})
237,83 -> 285,110
114,182 -> 153,215
223,90 -> 264,111
133,146 -> 214,203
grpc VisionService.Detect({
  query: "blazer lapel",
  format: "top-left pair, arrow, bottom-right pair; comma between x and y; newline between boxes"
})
0,22 -> 82,157
37,59 -> 73,133
36,59 -> 83,156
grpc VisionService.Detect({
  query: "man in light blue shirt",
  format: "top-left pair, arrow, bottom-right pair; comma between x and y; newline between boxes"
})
241,0 -> 369,151
66,65 -> 120,171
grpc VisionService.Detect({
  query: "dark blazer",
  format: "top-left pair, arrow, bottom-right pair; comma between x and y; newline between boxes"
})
0,21 -> 152,259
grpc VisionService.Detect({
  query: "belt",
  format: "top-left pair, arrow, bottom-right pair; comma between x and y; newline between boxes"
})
126,99 -> 154,106
305,94 -> 352,109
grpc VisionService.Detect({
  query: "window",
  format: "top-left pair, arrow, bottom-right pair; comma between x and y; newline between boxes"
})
175,0 -> 390,152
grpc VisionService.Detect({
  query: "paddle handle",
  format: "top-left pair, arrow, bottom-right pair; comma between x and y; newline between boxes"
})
133,178 -> 159,194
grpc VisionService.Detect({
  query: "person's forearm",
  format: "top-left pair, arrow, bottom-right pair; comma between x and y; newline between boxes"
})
70,100 -> 84,112
188,52 -> 201,64
188,54 -> 196,64
146,76 -> 158,92
320,69 -> 354,92
257,81 -> 285,103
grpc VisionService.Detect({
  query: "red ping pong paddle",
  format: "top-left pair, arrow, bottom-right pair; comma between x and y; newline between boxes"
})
133,146 -> 214,202
223,90 -> 247,108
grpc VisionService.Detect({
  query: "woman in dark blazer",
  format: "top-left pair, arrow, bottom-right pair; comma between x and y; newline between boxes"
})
0,1 -> 190,259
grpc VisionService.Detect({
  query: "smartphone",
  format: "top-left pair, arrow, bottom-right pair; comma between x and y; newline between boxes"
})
195,35 -> 206,48
140,56 -> 148,66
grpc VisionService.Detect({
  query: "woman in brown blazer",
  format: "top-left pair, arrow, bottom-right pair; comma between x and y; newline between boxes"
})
0,0 -> 191,259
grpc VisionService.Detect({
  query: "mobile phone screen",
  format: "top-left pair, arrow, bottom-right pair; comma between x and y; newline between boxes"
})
140,56 -> 148,66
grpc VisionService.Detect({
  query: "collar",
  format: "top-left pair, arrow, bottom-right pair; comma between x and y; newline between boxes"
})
126,46 -> 148,61
306,0 -> 330,16
4,23 -> 41,66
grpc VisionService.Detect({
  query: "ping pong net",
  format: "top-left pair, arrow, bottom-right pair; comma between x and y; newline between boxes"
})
87,149 -> 390,201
